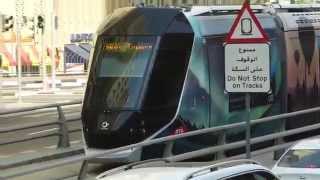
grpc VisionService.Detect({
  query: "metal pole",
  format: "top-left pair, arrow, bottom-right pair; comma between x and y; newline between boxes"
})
216,130 -> 226,159
57,105 -> 70,148
16,0 -> 23,103
0,77 -> 2,101
17,29 -> 22,102
51,0 -> 56,90
77,161 -> 88,180
40,0 -> 48,92
245,93 -> 251,158
41,27 -> 48,91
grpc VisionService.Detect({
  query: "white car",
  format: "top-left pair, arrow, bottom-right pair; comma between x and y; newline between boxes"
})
97,159 -> 279,180
272,138 -> 320,180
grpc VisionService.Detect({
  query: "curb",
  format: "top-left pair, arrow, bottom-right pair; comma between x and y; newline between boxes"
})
0,146 -> 84,170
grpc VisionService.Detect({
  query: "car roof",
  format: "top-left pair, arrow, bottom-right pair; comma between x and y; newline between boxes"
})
97,166 -> 201,180
97,160 -> 271,180
191,164 -> 269,180
292,138 -> 320,150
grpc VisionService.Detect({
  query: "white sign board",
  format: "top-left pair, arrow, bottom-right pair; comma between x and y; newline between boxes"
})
225,43 -> 270,93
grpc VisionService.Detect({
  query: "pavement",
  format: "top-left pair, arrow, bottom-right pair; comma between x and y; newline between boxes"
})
0,88 -> 85,100
0,74 -> 87,99
0,78 -> 85,98
1,78 -> 87,89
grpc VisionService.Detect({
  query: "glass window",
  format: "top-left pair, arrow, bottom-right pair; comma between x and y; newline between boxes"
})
98,36 -> 154,78
253,171 -> 278,180
178,38 -> 210,129
172,37 -> 210,155
285,30 -> 320,112
278,149 -> 320,168
94,36 -> 156,109
225,171 -> 278,180
226,173 -> 255,180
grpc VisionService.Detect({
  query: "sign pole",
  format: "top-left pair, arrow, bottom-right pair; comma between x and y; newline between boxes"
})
224,0 -> 270,159
245,93 -> 251,158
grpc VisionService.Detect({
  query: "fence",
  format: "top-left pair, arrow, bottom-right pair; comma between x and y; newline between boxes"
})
1,104 -> 320,179
0,100 -> 82,149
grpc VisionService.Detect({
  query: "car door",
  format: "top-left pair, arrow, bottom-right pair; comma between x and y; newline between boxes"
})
224,170 -> 279,180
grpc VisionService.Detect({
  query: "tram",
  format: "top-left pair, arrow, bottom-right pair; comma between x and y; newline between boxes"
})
81,5 -> 320,163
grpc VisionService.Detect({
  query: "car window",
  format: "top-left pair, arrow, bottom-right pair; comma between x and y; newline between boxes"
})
226,173 -> 255,180
253,171 -> 278,180
278,149 -> 320,168
224,171 -> 278,180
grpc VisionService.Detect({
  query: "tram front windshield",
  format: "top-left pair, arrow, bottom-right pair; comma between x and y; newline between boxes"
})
95,36 -> 156,109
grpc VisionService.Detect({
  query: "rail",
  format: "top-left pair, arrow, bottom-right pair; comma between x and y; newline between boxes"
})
1,105 -> 320,179
0,100 -> 82,148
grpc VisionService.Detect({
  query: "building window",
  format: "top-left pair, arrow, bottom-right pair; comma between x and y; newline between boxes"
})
182,0 -> 187,4
193,0 -> 199,4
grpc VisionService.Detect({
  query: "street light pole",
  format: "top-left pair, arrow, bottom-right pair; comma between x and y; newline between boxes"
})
40,0 -> 48,92
15,0 -> 23,103
51,0 -> 56,90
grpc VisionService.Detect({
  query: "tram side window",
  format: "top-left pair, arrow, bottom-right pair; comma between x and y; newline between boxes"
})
143,34 -> 193,114
228,78 -> 275,111
228,85 -> 274,112
178,38 -> 210,129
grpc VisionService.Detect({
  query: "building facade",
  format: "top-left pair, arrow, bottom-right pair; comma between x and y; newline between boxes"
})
0,0 -> 305,74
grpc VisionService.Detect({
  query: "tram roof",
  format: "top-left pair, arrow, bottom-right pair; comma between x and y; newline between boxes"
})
184,5 -> 267,16
96,7 -> 279,38
96,7 -> 183,36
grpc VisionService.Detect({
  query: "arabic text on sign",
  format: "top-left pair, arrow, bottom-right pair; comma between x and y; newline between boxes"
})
239,48 -> 256,53
236,57 -> 257,63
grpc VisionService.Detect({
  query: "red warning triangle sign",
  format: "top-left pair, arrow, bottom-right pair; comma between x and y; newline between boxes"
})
225,0 -> 269,44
